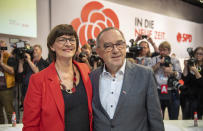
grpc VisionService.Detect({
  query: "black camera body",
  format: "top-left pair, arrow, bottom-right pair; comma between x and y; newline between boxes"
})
160,56 -> 171,67
0,47 -> 8,51
187,47 -> 196,67
142,35 -> 148,39
187,58 -> 196,67
13,41 -> 34,60
0,47 -> 8,58
167,76 -> 183,90
89,51 -> 102,67
126,39 -> 143,59
79,52 -> 87,59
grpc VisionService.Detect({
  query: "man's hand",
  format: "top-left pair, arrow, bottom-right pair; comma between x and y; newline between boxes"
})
163,66 -> 173,73
135,34 -> 142,43
147,37 -> 154,44
25,53 -> 31,62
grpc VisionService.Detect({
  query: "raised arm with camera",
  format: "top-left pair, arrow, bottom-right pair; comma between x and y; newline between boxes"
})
183,60 -> 202,79
183,47 -> 202,79
135,34 -> 159,55
147,37 -> 159,54
17,44 -> 49,104
129,34 -> 159,66
76,40 -> 103,70
18,53 -> 39,74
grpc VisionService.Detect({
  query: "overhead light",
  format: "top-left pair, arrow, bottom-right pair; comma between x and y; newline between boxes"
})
200,0 -> 203,4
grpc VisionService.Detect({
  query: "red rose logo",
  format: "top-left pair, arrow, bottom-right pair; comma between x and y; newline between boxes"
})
71,1 -> 119,46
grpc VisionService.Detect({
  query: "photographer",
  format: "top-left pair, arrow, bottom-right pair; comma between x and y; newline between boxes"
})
135,34 -> 159,56
17,44 -> 48,104
150,41 -> 182,120
0,40 -> 17,124
77,44 -> 92,69
181,46 -> 203,119
132,34 -> 159,66
76,40 -> 103,71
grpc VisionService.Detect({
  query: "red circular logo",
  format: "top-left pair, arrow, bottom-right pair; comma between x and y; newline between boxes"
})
71,1 -> 119,46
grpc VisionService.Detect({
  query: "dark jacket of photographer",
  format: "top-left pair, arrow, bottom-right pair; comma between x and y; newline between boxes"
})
17,58 -> 49,90
181,67 -> 203,99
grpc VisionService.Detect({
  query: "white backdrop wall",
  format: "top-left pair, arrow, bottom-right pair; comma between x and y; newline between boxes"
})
105,0 -> 203,23
0,0 -> 50,59
0,0 -> 203,59
51,0 -> 203,59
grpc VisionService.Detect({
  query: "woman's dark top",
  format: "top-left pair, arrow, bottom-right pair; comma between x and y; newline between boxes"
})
61,75 -> 90,131
181,66 -> 203,97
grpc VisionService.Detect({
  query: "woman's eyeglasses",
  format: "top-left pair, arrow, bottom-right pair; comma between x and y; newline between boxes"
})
56,37 -> 76,45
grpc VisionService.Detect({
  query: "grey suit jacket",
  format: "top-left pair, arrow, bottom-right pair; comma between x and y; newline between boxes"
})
90,60 -> 165,131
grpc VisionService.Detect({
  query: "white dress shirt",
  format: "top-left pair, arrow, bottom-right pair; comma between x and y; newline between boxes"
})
99,60 -> 126,119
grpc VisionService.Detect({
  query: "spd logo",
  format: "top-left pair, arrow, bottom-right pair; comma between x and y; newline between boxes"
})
71,1 -> 119,46
177,32 -> 192,43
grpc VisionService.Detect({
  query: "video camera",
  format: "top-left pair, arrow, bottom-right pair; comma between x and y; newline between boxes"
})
126,39 -> 143,59
0,46 -> 8,58
13,41 -> 34,60
78,52 -> 88,59
89,49 -> 103,67
0,47 -> 8,51
160,56 -> 171,67
167,76 -> 183,90
142,35 -> 148,39
187,47 -> 196,67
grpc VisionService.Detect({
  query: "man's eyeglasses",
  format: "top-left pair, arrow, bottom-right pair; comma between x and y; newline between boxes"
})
56,37 -> 76,45
159,48 -> 169,52
103,41 -> 126,52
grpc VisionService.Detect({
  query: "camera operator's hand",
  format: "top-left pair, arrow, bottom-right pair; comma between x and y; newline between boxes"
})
163,65 -> 173,77
147,37 -> 159,53
152,57 -> 164,72
24,53 -> 39,73
189,66 -> 197,73
135,34 -> 142,43
189,65 -> 202,79
147,37 -> 154,44
25,53 -> 31,62
153,56 -> 171,72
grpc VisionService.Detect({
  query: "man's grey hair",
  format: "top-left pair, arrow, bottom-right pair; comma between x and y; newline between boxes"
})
96,27 -> 125,48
